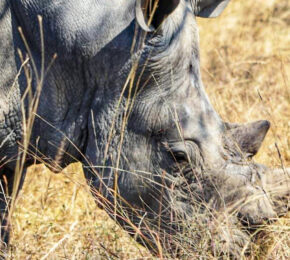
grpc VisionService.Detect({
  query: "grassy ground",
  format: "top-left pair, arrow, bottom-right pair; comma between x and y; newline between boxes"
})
9,0 -> 289,259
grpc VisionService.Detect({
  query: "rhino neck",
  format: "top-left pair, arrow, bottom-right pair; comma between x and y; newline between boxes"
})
10,0 -> 137,169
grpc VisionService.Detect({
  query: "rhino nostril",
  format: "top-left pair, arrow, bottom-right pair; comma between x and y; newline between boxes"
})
237,211 -> 276,228
264,217 -> 275,224
237,212 -> 254,226
238,214 -> 262,228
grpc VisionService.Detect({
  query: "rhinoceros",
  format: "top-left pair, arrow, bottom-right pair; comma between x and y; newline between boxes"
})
0,0 -> 289,257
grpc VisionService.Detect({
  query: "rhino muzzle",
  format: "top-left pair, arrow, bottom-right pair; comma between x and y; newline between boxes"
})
155,119 -> 290,256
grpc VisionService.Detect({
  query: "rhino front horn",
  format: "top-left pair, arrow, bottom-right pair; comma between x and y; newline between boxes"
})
226,120 -> 270,158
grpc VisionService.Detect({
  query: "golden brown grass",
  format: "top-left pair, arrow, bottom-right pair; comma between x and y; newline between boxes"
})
9,0 -> 289,259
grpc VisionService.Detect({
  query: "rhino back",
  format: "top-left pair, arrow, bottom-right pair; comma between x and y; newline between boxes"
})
12,0 -> 135,56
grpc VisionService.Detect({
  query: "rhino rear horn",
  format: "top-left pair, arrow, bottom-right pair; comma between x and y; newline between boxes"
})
136,0 -> 180,31
226,120 -> 270,158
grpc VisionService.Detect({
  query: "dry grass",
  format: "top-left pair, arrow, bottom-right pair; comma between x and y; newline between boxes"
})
9,0 -> 289,259
11,164 -> 151,259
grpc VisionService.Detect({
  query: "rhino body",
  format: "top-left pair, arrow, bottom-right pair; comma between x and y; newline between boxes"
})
0,0 -> 288,257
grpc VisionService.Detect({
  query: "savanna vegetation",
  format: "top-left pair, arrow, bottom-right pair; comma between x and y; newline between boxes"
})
8,0 -> 289,259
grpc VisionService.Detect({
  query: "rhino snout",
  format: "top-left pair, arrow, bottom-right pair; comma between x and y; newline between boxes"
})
237,187 -> 277,225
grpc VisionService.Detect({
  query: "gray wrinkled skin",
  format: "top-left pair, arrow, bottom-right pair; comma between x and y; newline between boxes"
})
0,0 -> 289,257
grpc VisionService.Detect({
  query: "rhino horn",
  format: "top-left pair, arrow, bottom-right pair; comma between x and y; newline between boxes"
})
225,120 -> 270,158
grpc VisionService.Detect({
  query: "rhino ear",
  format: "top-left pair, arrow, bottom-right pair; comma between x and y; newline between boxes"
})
195,0 -> 231,18
136,0 -> 180,32
227,120 -> 270,158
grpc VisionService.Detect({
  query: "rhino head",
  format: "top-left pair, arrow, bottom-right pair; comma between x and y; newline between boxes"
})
74,0 -> 289,256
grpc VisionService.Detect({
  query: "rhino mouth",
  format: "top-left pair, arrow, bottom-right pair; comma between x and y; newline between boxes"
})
161,151 -> 288,257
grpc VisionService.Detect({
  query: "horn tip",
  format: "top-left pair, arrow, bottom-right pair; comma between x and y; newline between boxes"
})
260,120 -> 271,132
255,120 -> 271,133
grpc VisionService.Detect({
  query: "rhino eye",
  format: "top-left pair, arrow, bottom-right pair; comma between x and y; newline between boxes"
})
173,150 -> 188,162
167,140 -> 200,164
